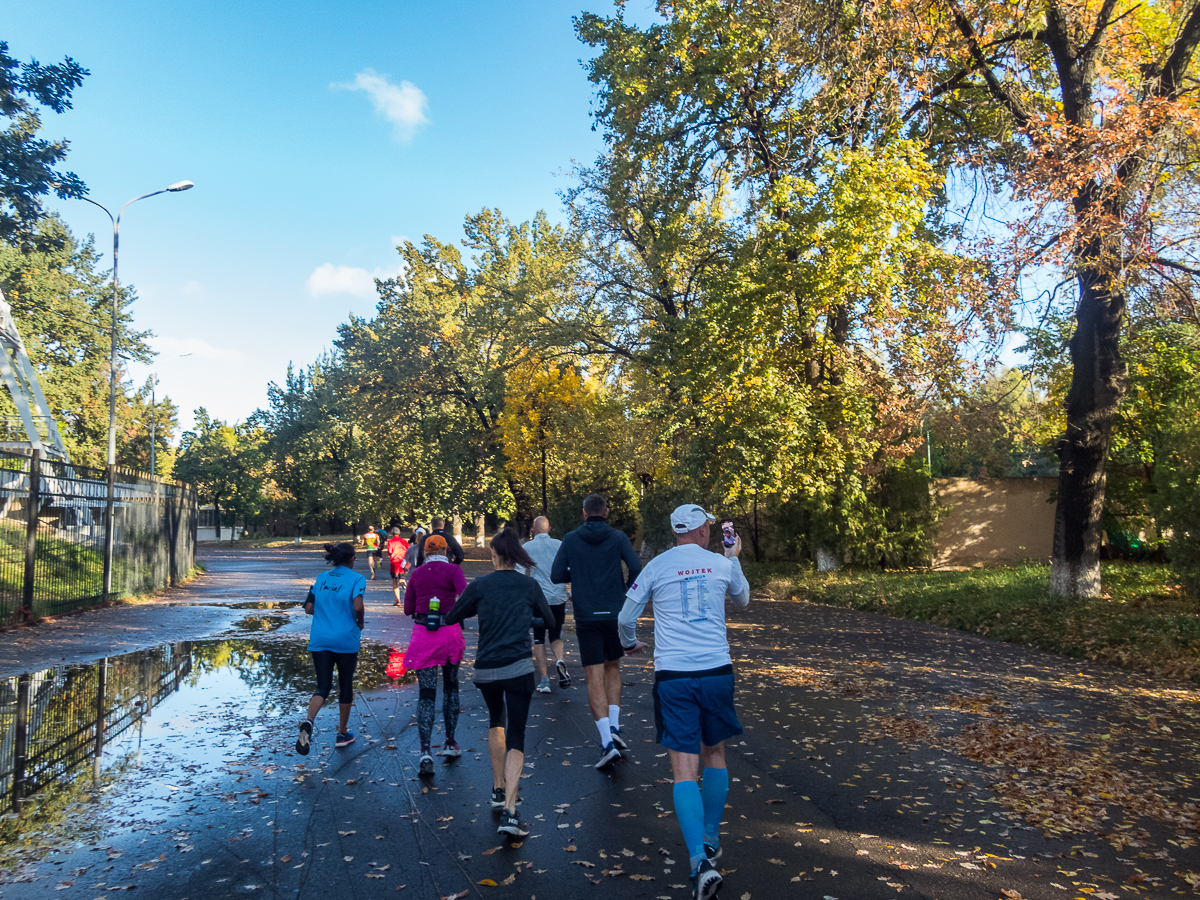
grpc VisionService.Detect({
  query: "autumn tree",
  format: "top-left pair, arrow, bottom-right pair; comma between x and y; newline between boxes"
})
861,0 -> 1200,595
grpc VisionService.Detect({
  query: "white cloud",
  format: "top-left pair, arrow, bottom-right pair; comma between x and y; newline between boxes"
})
153,335 -> 241,362
305,263 -> 403,298
335,69 -> 429,141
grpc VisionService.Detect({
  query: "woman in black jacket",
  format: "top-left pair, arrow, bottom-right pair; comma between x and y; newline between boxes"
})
445,528 -> 553,838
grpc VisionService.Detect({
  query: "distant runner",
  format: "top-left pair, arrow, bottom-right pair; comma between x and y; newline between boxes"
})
360,525 -> 381,579
518,516 -> 570,693
386,527 -> 411,605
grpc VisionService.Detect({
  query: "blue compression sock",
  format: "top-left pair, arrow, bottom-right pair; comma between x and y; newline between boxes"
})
701,767 -> 729,846
673,781 -> 706,875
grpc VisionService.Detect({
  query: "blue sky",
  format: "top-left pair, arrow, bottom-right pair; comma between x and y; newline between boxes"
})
7,0 -> 655,434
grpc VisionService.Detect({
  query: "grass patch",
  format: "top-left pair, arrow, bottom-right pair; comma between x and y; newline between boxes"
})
743,560 -> 1200,684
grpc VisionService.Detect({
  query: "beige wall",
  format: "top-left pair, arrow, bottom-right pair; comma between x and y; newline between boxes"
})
933,477 -> 1056,568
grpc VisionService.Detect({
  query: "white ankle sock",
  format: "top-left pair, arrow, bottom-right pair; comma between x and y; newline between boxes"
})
596,716 -> 611,746
608,705 -> 620,730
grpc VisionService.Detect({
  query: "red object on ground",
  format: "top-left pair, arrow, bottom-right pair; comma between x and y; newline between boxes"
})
386,648 -> 407,680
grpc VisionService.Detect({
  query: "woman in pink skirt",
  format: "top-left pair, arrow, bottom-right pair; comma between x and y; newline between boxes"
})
403,534 -> 467,776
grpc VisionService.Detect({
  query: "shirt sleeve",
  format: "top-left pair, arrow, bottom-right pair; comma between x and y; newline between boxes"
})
403,573 -> 417,616
620,534 -> 643,588
549,540 -> 570,584
444,581 -> 480,627
448,534 -> 465,565
531,582 -> 554,630
726,558 -> 750,608
452,566 -> 467,596
618,561 -> 653,647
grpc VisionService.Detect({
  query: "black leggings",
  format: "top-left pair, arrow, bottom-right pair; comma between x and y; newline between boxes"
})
311,650 -> 358,704
532,604 -> 566,645
416,664 -> 460,749
477,673 -> 536,752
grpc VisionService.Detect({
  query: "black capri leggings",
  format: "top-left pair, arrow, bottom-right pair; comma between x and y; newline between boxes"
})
532,603 -> 566,645
311,650 -> 358,704
476,673 -> 536,752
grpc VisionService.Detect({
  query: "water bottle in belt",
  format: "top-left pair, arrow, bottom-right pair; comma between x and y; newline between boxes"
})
426,597 -> 441,631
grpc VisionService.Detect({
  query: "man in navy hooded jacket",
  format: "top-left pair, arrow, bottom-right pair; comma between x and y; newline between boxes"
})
551,493 -> 643,769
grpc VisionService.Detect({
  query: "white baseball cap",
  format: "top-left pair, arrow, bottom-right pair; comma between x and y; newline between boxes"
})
671,504 -> 716,533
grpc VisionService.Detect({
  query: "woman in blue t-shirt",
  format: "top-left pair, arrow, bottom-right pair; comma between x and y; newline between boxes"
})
295,542 -> 366,755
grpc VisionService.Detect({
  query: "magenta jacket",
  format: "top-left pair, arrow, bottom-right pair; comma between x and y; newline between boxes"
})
404,560 -> 467,617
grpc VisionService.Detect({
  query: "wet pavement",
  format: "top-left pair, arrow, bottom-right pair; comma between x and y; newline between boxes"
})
0,547 -> 1195,900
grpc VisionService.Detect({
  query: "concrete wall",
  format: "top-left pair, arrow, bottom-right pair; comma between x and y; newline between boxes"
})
933,477 -> 1056,568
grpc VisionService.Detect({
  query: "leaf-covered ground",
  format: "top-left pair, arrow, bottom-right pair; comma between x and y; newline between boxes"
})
0,549 -> 1195,900
748,560 -> 1200,683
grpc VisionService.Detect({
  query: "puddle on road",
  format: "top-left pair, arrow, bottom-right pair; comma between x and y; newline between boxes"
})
0,637 -> 417,865
167,600 -> 303,610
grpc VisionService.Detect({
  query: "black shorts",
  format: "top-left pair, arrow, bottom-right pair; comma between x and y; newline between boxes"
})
576,619 -> 624,667
533,604 -> 567,645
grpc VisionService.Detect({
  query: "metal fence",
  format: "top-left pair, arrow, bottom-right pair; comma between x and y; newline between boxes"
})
0,643 -> 193,810
0,449 -> 197,621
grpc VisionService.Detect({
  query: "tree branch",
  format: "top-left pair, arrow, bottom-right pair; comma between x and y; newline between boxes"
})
944,0 -> 1032,126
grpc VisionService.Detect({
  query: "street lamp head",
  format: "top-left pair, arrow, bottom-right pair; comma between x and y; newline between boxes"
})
167,181 -> 194,192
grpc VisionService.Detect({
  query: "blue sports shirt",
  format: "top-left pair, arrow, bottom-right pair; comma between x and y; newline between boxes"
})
307,566 -> 366,653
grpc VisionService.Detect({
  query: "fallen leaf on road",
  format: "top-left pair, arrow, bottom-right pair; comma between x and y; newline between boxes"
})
500,874 -> 515,886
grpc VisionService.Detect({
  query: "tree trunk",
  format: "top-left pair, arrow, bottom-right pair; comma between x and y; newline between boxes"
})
214,501 -> 221,541
1050,256 -> 1127,598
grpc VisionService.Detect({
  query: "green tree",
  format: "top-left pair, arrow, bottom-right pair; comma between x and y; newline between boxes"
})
0,41 -> 88,247
176,409 -> 265,540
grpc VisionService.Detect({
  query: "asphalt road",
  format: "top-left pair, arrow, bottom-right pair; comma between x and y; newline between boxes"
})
0,545 -> 1196,900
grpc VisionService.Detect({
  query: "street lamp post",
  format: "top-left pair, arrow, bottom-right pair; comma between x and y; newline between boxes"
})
75,181 -> 193,603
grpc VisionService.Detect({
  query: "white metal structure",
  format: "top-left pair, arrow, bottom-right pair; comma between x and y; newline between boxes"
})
0,288 -> 71,462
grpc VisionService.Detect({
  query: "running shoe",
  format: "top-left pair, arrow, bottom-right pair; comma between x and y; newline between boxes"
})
609,726 -> 628,752
490,787 -> 506,809
556,658 -> 571,688
439,740 -> 462,758
595,741 -> 622,769
703,842 -> 723,863
536,679 -> 551,694
335,731 -> 354,748
497,810 -> 529,837
295,720 -> 312,756
418,753 -> 435,776
692,859 -> 723,900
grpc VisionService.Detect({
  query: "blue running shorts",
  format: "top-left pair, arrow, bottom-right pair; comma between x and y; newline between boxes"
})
652,664 -> 742,753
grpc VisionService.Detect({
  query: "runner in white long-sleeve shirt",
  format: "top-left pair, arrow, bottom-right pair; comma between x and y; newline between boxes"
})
618,504 -> 749,900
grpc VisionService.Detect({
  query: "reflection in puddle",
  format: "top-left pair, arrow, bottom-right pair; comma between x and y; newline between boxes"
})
0,638 -> 415,854
231,614 -> 288,632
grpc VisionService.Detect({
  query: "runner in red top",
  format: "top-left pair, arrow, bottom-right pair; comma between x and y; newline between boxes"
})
386,527 -> 411,606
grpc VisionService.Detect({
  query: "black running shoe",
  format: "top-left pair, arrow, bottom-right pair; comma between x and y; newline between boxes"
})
692,858 -> 723,900
595,741 -> 621,769
556,658 -> 571,688
490,787 -> 506,809
497,810 -> 529,837
418,753 -> 434,777
609,726 -> 628,752
295,720 -> 312,756
335,731 -> 354,747
703,842 -> 723,863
